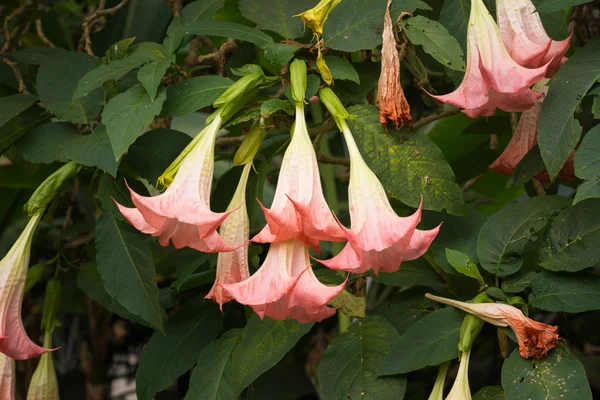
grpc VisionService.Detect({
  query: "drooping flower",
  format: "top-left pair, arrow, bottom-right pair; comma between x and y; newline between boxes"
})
319,88 -> 439,274
445,351 -> 472,400
430,0 -> 548,118
377,0 -> 412,127
27,333 -> 59,400
496,0 -> 571,77
0,214 -> 52,360
115,110 -> 236,253
296,0 -> 341,36
252,61 -> 345,251
221,239 -> 345,323
206,163 -> 252,309
426,294 -> 560,359
0,353 -> 15,400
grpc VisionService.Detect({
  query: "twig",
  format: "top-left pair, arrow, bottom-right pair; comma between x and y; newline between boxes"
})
64,232 -> 95,249
184,37 -> 201,71
1,57 -> 29,94
167,0 -> 182,17
78,0 -> 130,55
198,35 -> 217,53
461,174 -> 483,192
531,178 -> 546,196
308,119 -> 336,138
411,106 -> 461,131
35,19 -> 55,48
1,1 -> 33,53
197,52 -> 218,63
317,153 -> 349,167
216,136 -> 245,146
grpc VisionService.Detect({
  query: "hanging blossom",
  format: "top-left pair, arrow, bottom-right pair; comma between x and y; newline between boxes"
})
426,362 -> 449,400
489,79 -> 575,181
430,0 -> 548,118
0,353 -> 14,400
496,0 -> 571,77
426,294 -> 560,359
27,334 -> 59,400
252,60 -> 345,252
0,214 -> 53,359
319,88 -> 439,274
377,0 -> 411,127
445,351 -> 472,400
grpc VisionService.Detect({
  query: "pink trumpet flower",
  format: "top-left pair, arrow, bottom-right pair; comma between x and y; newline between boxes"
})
496,0 -> 571,77
0,214 -> 53,360
221,239 -> 345,323
320,119 -> 439,274
0,353 -> 15,400
430,0 -> 548,118
205,163 -> 252,309
252,103 -> 345,251
115,111 -> 236,253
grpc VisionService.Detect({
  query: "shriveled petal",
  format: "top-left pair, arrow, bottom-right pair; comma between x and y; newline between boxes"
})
0,353 -> 15,400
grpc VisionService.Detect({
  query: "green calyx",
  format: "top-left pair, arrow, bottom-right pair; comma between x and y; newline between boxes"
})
458,293 -> 493,353
234,122 -> 266,166
25,161 -> 80,217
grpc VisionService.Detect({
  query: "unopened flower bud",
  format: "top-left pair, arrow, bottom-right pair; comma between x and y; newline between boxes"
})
27,333 -> 59,400
234,123 -> 266,166
458,293 -> 492,353
290,59 -> 307,104
25,162 -> 80,216
318,87 -> 350,128
317,49 -> 333,86
296,0 -> 341,35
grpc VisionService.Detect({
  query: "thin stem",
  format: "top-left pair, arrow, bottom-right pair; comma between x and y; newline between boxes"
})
411,106 -> 461,131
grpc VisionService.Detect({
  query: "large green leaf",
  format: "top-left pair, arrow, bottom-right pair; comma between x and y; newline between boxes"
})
319,316 -> 407,400
323,56 -> 360,83
94,213 -> 163,332
262,42 -> 301,68
501,344 -> 592,400
0,105 -> 48,154
37,51 -> 102,124
574,124 -> 600,180
539,198 -> 600,272
473,386 -> 505,400
136,298 -> 223,400
538,37 -> 600,179
162,75 -> 233,117
529,271 -> 600,312
12,47 -> 65,65
166,0 -> 226,35
477,196 -> 571,277
380,307 -> 463,375
137,59 -> 172,100
536,0 -> 593,12
438,0 -> 469,52
401,16 -> 465,71
17,123 -> 119,176
0,94 -> 38,130
102,86 -> 166,161
574,180 -> 600,204
239,0 -> 316,39
371,288 -> 436,336
372,258 -> 446,291
347,104 -> 464,214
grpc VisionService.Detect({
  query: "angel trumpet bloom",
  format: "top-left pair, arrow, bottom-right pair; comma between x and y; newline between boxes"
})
296,0 -> 341,35
430,0 -> 548,118
0,353 -> 15,400
205,163 -> 252,309
377,0 -> 411,127
0,214 -> 52,360
252,103 -> 345,251
115,110 -> 236,253
317,115 -> 439,274
426,294 -> 560,359
496,0 -> 570,77
445,351 -> 472,400
221,239 -> 345,323
27,335 -> 58,400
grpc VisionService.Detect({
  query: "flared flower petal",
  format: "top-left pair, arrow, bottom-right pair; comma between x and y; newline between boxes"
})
497,0 -> 570,77
321,121 -> 439,274
426,294 -> 560,359
430,0 -> 547,117
0,214 -> 52,360
252,104 -> 345,251
377,0 -> 411,127
0,353 -> 15,400
206,163 -> 252,309
446,351 -> 472,400
115,112 -> 236,253
221,240 -> 344,323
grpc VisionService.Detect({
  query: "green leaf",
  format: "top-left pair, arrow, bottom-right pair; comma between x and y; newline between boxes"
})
262,42 -> 300,68
94,213 -> 163,332
17,123 -> 119,176
238,0 -> 315,39
25,264 -> 45,294
105,37 -> 136,61
328,290 -> 367,318
126,128 -> 191,183
574,180 -> 600,204
37,51 -> 102,124
371,288 -> 436,335
536,0 -> 593,12
323,0 -> 430,52
529,271 -> 600,312
438,0 -> 469,53
539,198 -> 600,271
136,298 -> 223,400
166,0 -> 226,35
423,206 -> 485,275
127,42 -> 172,61
347,104 -> 464,215
162,75 -> 233,117
12,47 -> 65,65
184,329 -> 242,400
372,258 -> 445,290
260,99 -> 294,118
380,307 -> 463,375
401,16 -> 465,71
574,124 -> 600,180
507,146 -> 546,187
477,196 -> 571,276
593,95 -> 600,119
322,55 -> 360,83
501,271 -> 537,293
538,37 -> 600,179
0,94 -> 38,129
137,59 -> 172,100
445,248 -> 485,284
473,386 -> 505,400
102,86 -> 166,161
319,316 -> 407,400
501,344 -> 592,400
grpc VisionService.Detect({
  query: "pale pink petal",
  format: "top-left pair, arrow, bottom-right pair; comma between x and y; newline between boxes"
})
286,268 -> 346,309
0,353 -> 14,400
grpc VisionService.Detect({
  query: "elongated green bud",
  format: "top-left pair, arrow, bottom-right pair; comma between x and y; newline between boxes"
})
318,87 -> 350,128
317,48 -> 333,86
458,293 -> 492,353
214,72 -> 263,108
290,59 -> 307,103
41,278 -> 61,333
25,162 -> 80,216
234,123 -> 266,166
